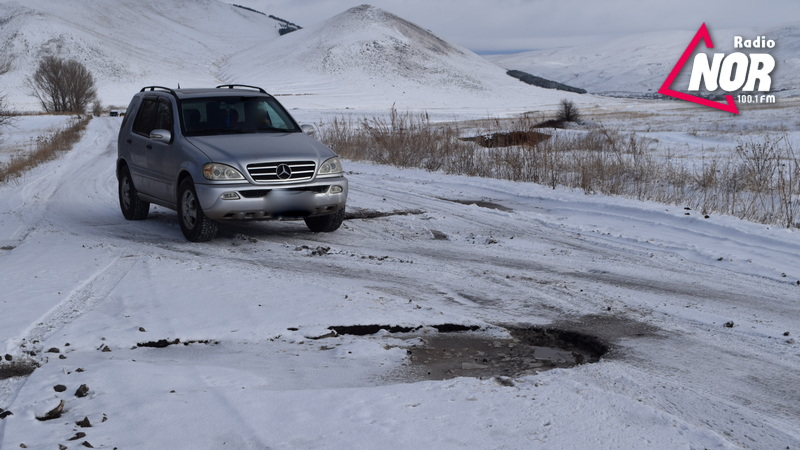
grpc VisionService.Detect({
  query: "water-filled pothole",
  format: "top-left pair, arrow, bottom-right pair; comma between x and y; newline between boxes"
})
399,326 -> 607,381
326,323 -> 608,381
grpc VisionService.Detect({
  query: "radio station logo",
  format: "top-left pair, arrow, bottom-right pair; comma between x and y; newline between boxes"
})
658,23 -> 777,114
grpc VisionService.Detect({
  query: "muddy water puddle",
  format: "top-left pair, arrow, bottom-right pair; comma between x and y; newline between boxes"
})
328,324 -> 608,382
401,333 -> 580,381
403,327 -> 606,381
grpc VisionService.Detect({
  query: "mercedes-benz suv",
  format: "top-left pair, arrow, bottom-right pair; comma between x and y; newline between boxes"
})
116,85 -> 348,241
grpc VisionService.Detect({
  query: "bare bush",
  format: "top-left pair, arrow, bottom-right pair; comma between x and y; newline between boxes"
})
26,56 -> 97,113
0,93 -> 13,128
92,100 -> 103,117
0,115 -> 91,182
556,99 -> 580,123
321,111 -> 799,229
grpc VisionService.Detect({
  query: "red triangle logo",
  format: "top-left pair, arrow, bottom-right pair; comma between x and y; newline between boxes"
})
658,23 -> 739,114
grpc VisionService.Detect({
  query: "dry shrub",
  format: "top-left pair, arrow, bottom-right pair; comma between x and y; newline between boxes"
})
321,111 -> 799,228
0,115 -> 92,182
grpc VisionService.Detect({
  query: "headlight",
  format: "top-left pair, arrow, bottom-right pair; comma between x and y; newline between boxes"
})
203,163 -> 245,181
318,157 -> 343,176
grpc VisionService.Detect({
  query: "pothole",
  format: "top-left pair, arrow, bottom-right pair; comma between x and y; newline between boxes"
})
136,338 -> 219,348
326,324 -> 480,336
344,208 -> 426,220
440,198 -> 513,212
322,323 -> 607,382
399,326 -> 607,381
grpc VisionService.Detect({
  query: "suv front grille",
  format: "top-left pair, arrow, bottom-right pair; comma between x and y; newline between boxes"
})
247,161 -> 316,183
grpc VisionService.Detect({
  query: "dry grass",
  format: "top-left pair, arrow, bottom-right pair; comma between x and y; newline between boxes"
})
322,110 -> 800,228
0,115 -> 92,182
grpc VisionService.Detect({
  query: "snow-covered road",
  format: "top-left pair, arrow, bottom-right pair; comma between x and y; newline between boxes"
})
1,117 -> 798,448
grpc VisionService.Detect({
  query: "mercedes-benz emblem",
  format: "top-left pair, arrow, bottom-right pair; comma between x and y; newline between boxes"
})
276,164 -> 292,180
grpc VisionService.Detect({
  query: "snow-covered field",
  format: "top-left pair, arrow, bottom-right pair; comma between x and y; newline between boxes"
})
1,0 -> 799,448
0,115 -> 75,166
0,108 -> 798,448
486,21 -> 800,98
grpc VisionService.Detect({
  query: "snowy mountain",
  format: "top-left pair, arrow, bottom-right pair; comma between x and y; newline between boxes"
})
487,22 -> 800,98
0,0 -> 292,110
0,1 -> 574,112
221,4 -> 574,110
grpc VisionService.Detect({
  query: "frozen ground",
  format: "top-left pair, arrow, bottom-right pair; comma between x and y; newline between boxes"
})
0,112 -> 798,449
0,1 -> 798,448
0,115 -> 75,166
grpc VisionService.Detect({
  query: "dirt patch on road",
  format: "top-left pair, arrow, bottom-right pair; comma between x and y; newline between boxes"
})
0,359 -> 39,380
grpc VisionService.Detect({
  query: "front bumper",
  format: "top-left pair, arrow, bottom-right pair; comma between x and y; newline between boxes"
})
195,176 -> 348,220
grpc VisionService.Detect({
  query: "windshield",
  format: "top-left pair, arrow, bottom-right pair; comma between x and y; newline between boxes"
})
180,96 -> 300,136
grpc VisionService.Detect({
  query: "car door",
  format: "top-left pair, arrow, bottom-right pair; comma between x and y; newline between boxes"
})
128,97 -> 159,196
144,98 -> 181,203
128,96 -> 180,203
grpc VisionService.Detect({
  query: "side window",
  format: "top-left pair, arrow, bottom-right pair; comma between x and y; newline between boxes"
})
155,99 -> 173,133
132,98 -> 158,136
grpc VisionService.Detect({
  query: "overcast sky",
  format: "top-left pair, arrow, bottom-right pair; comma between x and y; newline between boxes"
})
234,0 -> 800,53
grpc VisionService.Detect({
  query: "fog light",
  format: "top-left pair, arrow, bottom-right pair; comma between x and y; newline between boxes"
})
329,186 -> 343,194
221,192 -> 240,200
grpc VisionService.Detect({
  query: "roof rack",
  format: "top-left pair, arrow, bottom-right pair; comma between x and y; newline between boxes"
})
216,84 -> 269,94
139,86 -> 178,96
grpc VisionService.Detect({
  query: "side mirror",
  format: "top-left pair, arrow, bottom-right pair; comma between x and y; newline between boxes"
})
150,129 -> 172,143
300,124 -> 317,139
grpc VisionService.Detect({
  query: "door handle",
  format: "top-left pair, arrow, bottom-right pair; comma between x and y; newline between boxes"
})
146,144 -> 152,149
126,139 -> 132,144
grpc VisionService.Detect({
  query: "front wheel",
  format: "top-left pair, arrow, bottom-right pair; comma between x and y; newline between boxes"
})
178,178 -> 218,242
304,207 -> 345,232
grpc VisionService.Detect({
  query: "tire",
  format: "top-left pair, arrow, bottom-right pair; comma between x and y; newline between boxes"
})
177,178 -> 218,242
118,165 -> 150,220
304,207 -> 345,232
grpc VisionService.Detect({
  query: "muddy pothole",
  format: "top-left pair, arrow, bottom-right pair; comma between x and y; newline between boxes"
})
325,323 -> 607,382
344,208 -> 426,220
399,326 -> 606,381
440,198 -> 513,212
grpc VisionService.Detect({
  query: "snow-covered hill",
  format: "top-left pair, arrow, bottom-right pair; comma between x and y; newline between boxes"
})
223,4 -> 580,111
487,22 -> 800,98
0,0 -> 286,109
0,1 -> 576,113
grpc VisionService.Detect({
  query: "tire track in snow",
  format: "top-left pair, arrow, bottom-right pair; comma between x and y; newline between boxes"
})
0,254 -> 137,439
0,117 -> 121,249
14,254 -> 138,355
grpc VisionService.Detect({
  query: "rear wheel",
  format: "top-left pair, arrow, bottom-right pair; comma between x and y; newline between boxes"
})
178,178 -> 218,242
118,165 -> 149,220
304,207 -> 345,232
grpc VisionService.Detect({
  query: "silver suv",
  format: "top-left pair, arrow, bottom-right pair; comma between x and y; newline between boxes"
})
116,85 -> 348,241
